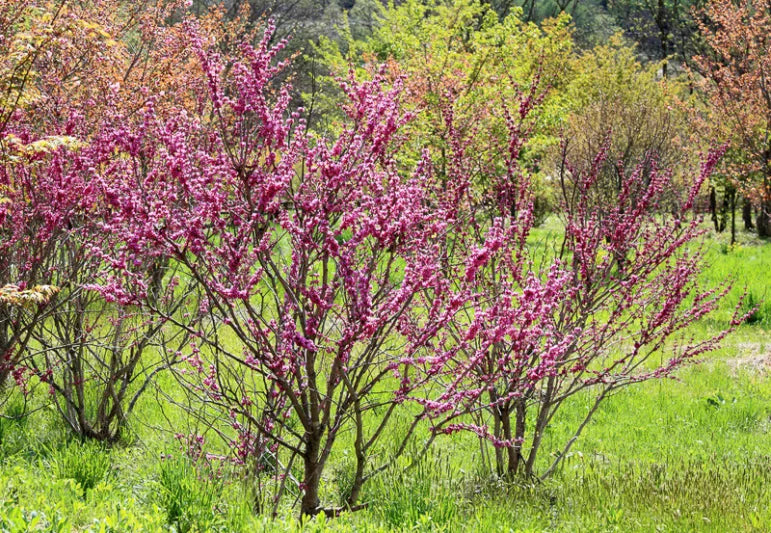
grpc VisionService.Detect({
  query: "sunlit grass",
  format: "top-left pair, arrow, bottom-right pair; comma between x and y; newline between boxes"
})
0,223 -> 768,531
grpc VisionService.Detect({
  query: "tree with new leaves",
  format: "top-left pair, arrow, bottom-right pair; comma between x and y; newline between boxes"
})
313,0 -> 574,219
557,34 -> 691,211
693,0 -> 771,236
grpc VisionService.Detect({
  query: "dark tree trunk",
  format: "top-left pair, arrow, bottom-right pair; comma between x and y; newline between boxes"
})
743,196 -> 754,230
758,167 -> 771,238
509,400 -> 527,476
710,186 -> 719,232
730,188 -> 736,245
300,427 -> 324,516
500,405 -> 518,477
489,390 -> 505,476
656,0 -> 669,79
718,188 -> 729,233
758,197 -> 771,238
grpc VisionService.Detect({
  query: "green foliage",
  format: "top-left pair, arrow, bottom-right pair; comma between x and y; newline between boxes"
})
365,450 -> 462,530
0,504 -> 69,533
742,291 -> 770,327
554,33 -> 691,197
87,506 -> 166,533
157,456 -> 223,532
50,441 -> 111,497
312,0 -> 574,225
0,398 -> 28,458
699,236 -> 771,328
314,0 -> 574,124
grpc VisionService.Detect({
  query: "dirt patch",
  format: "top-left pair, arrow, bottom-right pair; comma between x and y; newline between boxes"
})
724,342 -> 771,377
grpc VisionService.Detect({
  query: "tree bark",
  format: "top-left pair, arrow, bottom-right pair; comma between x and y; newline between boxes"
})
758,169 -> 771,237
500,405 -> 517,477
508,400 -> 526,477
656,0 -> 669,79
489,390 -> 505,476
300,427 -> 324,516
743,196 -> 754,230
709,186 -> 719,232
757,197 -> 771,237
730,188 -> 736,245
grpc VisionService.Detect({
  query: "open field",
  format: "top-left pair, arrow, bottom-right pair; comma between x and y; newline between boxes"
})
0,225 -> 768,533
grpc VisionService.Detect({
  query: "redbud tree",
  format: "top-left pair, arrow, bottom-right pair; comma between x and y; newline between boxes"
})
0,0 -> 237,435
99,25 -> 462,516
81,15 -> 743,517
400,88 -> 744,480
21,121 -> 204,441
0,105 -> 198,438
0,127 -> 73,395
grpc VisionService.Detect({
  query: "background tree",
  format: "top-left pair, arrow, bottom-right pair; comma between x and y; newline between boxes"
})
314,0 -> 575,223
693,0 -> 771,237
608,0 -> 706,77
555,34 -> 691,211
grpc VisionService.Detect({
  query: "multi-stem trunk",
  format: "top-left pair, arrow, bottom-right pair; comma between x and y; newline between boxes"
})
345,397 -> 367,509
500,404 -> 517,477
525,378 -> 555,477
488,389 -> 505,476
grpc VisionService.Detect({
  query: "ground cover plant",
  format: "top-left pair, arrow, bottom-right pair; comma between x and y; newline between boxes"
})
0,0 -> 769,531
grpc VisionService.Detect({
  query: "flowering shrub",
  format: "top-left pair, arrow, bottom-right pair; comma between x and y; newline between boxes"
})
0,0 -> 241,438
400,95 -> 745,480
0,1 -> 746,518
92,23 -> 470,515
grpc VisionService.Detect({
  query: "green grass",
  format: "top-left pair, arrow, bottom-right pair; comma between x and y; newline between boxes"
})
0,226 -> 769,532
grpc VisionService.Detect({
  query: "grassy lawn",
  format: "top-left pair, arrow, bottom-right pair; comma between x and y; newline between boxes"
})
0,226 -> 768,532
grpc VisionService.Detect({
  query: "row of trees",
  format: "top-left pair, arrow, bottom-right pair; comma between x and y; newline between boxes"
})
310,0 -> 771,238
168,0 -> 771,238
0,0 -> 756,518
